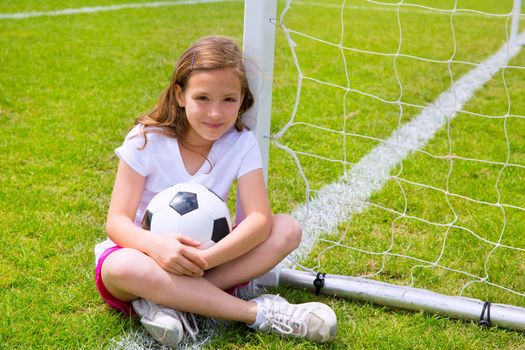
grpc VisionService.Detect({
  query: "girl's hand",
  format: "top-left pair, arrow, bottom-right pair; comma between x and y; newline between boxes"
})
145,234 -> 208,277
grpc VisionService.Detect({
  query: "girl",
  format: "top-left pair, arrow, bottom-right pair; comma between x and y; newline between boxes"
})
94,36 -> 337,348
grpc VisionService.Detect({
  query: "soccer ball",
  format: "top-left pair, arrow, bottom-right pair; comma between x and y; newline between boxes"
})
141,183 -> 232,249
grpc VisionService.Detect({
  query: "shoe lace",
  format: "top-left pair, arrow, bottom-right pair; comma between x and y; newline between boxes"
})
262,295 -> 307,337
149,302 -> 199,342
179,311 -> 199,342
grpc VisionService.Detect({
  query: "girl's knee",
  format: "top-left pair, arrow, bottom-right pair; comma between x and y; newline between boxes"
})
102,249 -> 147,284
272,214 -> 302,253
100,249 -> 149,301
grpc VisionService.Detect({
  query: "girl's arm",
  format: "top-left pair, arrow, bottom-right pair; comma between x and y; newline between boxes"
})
105,160 -> 208,276
200,168 -> 272,269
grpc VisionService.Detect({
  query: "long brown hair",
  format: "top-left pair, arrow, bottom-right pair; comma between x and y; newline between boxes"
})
135,36 -> 255,147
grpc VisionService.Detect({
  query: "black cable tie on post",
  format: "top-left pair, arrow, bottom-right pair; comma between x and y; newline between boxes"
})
479,301 -> 492,328
269,17 -> 281,27
313,272 -> 326,296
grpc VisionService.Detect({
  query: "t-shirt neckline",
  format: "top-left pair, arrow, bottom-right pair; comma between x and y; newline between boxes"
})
175,138 -> 220,177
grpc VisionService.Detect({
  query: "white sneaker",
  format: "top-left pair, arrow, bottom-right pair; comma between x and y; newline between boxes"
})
250,294 -> 337,343
131,298 -> 184,348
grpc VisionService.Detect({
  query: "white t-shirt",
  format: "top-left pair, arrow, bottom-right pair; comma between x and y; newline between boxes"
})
94,124 -> 263,262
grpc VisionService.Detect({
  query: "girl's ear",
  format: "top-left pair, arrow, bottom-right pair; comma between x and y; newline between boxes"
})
175,84 -> 185,107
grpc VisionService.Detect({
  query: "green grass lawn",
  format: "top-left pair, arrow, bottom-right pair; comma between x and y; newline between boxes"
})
1,0 -> 525,349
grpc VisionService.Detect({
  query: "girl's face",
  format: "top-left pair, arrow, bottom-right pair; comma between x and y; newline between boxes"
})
175,69 -> 243,147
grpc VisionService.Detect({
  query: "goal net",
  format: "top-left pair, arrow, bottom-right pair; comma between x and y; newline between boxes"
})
266,0 -> 525,313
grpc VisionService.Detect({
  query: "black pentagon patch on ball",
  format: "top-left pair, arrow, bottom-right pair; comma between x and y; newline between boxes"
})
170,192 -> 198,215
211,217 -> 230,243
141,209 -> 153,230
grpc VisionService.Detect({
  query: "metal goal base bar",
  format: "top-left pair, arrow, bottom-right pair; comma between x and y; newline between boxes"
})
256,267 -> 525,332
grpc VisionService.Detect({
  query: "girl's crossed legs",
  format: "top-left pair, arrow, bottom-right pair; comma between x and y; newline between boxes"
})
99,214 -> 302,325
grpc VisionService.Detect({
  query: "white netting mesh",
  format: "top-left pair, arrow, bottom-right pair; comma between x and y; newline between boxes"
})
273,0 -> 525,306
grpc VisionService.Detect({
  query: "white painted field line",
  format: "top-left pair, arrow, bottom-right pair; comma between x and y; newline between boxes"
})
289,31 -> 525,263
0,0 -> 239,20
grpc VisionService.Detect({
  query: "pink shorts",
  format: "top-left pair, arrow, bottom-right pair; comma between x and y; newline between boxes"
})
95,246 -> 135,316
95,246 -> 249,316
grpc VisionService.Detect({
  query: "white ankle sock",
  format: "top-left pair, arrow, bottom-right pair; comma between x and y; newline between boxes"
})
247,301 -> 267,329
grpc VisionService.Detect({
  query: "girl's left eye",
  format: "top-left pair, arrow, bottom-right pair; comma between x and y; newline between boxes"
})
224,97 -> 237,102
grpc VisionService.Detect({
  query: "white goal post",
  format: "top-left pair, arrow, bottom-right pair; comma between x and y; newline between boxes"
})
512,0 -> 523,42
242,0 -> 277,184
243,0 -> 525,332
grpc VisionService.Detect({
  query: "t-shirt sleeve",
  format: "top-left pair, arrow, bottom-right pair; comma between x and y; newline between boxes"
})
237,132 -> 263,179
114,125 -> 149,177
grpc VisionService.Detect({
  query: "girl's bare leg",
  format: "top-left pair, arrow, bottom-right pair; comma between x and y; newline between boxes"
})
101,248 -> 258,324
204,214 -> 302,290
